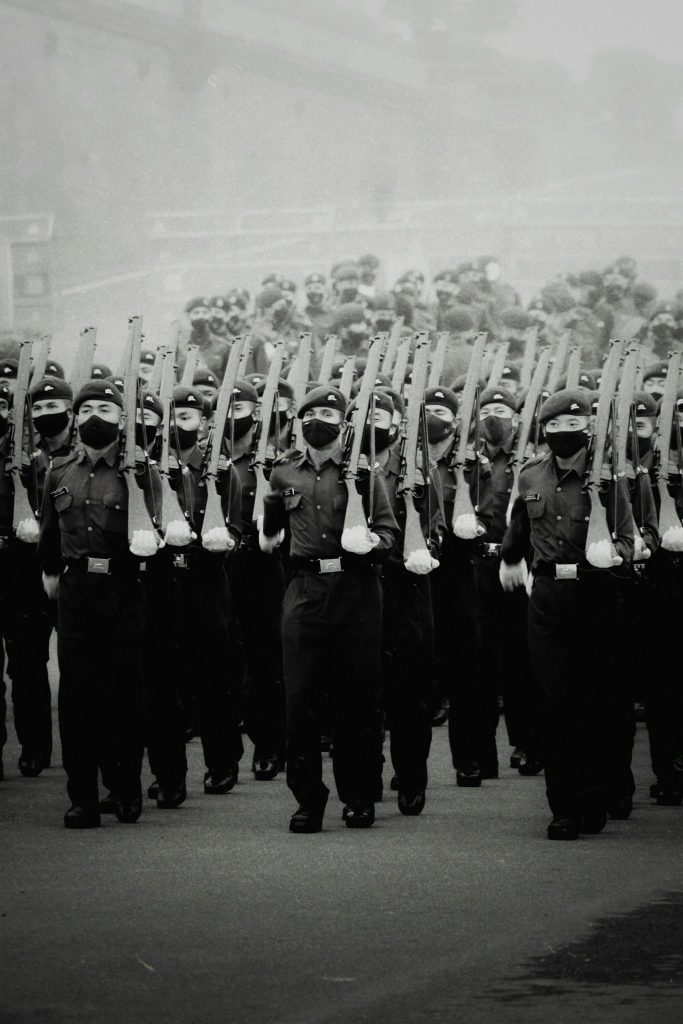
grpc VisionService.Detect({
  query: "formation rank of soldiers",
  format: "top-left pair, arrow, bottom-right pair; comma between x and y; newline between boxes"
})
1,254 -> 683,840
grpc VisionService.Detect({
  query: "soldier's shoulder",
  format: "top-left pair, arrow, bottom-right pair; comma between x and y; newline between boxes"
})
272,447 -> 303,468
50,450 -> 79,471
519,452 -> 549,478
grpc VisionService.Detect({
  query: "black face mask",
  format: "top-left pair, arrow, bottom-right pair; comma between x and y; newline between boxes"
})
339,287 -> 358,303
135,423 -> 159,449
342,330 -> 368,353
374,317 -> 394,334
306,293 -> 324,307
0,416 -> 8,438
426,412 -> 454,444
302,420 -> 341,449
626,434 -> 653,461
545,429 -> 589,459
652,323 -> 673,339
34,411 -> 70,438
78,415 -> 120,449
482,416 -> 512,447
210,317 -> 226,333
361,426 -> 392,456
171,426 -> 198,450
269,410 -> 289,437
226,415 -> 254,441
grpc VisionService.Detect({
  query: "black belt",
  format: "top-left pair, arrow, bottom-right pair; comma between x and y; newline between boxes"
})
65,555 -> 140,577
534,561 -> 602,580
476,541 -> 502,559
290,555 -> 380,577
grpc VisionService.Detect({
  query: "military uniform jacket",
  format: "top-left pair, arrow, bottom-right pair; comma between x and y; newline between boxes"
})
170,443 -> 242,551
380,445 -> 445,569
433,442 -> 494,536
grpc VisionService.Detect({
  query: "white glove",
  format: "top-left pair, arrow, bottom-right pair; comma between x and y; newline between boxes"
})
453,514 -> 485,541
16,517 -> 39,543
499,560 -> 529,592
42,572 -> 60,600
130,529 -> 160,557
202,526 -> 235,552
586,539 -> 623,569
405,549 -> 440,575
661,525 -> 683,552
525,570 -> 534,597
633,535 -> 651,562
164,519 -> 194,547
341,525 -> 380,555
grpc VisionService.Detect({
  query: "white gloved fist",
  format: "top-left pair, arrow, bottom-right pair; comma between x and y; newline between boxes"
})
586,539 -> 623,569
129,529 -> 159,557
164,519 -> 194,547
405,549 -> 440,575
16,517 -> 39,543
661,525 -> 683,552
499,559 -> 529,592
341,525 -> 379,555
453,514 -> 485,541
42,572 -> 60,600
633,535 -> 652,562
202,526 -> 235,552
525,570 -> 534,598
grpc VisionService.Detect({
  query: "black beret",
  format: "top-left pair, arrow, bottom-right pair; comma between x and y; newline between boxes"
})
500,364 -> 521,383
332,261 -> 360,282
434,269 -> 458,285
106,374 -> 125,391
425,386 -> 459,417
358,254 -> 380,270
369,292 -> 396,313
332,304 -> 367,331
140,350 -> 156,366
91,363 -> 113,379
185,296 -> 211,313
441,307 -> 475,332
74,379 -> 123,412
553,370 -> 597,392
297,385 -> 347,418
255,377 -> 294,401
30,376 -> 73,402
171,385 -> 205,411
0,381 -> 10,404
539,388 -> 592,423
44,359 -> 65,379
479,387 -> 517,412
642,361 -> 668,382
210,296 -> 228,310
193,368 -> 219,388
0,358 -> 18,378
231,378 -> 259,404
304,272 -> 326,286
346,389 -> 394,421
140,389 -> 162,419
377,385 -> 405,417
633,392 -> 658,416
257,285 -> 284,311
245,372 -> 267,389
501,309 -> 532,330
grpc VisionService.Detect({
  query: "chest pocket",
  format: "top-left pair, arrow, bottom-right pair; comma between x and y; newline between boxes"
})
102,488 -> 128,533
570,502 -> 590,524
55,493 -> 73,517
332,495 -> 346,513
283,492 -> 302,513
525,496 -> 546,519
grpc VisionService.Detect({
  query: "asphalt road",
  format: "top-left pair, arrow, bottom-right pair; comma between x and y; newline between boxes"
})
2,674 -> 682,1024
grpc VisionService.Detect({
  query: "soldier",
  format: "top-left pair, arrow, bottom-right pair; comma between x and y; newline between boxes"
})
193,368 -> 220,403
261,384 -> 400,832
303,273 -> 333,350
332,304 -> 371,359
357,254 -> 380,300
138,350 -> 156,387
642,361 -> 668,402
431,270 -> 459,331
208,296 -> 230,340
646,303 -> 682,358
178,297 -> 232,380
500,388 -> 634,841
250,286 -> 303,370
38,379 -> 161,829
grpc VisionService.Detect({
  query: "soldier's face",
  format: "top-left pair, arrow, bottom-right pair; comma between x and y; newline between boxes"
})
306,286 -> 325,306
545,414 -> 590,433
643,376 -> 666,397
189,306 -> 210,324
78,400 -> 122,425
302,407 -> 343,425
173,408 -> 203,431
195,385 -> 218,401
32,397 -> 70,417
0,378 -> 17,395
634,418 -> 655,439
138,363 -> 154,383
233,400 -> 256,421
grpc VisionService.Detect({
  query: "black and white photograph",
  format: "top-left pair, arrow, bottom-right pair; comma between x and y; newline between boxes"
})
2,1 -> 683,1022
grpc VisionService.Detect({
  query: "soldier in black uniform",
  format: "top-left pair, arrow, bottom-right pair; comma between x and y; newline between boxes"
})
500,389 -> 634,840
262,385 -> 399,832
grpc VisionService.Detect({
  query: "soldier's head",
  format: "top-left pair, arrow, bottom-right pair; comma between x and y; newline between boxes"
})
649,303 -> 678,350
433,270 -> 458,306
304,273 -> 326,307
74,380 -> 124,449
221,379 -> 258,442
0,381 -> 10,435
193,368 -> 220,402
602,270 -> 629,302
332,262 -> 360,304
333,304 -> 369,353
479,387 -> 519,448
258,285 -> 288,326
185,296 -> 211,329
369,292 -> 396,334
539,389 -> 592,459
171,386 -> 206,450
298,386 -> 347,450
627,392 -> 657,459
642,361 -> 668,402
30,376 -> 73,440
136,390 -> 162,453
138,349 -> 156,385
256,377 -> 295,439
424,386 -> 459,444
0,358 -> 18,396
209,296 -> 229,333
358,254 -> 380,287
346,389 -> 394,456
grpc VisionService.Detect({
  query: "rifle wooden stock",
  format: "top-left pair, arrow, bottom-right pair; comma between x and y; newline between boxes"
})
654,350 -> 683,536
391,335 -> 412,393
290,333 -> 312,450
450,332 -> 487,528
122,316 -> 158,542
379,317 -> 404,375
487,341 -> 510,388
565,346 -> 581,389
506,346 -> 552,523
585,339 -> 624,556
236,335 -> 252,379
338,354 -> 356,399
148,346 -> 165,394
70,327 -> 97,398
519,326 -> 538,391
634,344 -> 646,390
31,334 -> 51,382
546,330 -> 571,394
10,339 -> 38,532
180,344 -> 199,386
201,337 -> 246,534
252,338 -> 286,524
158,347 -> 188,530
427,333 -> 448,388
318,334 -> 338,385
342,336 -> 384,533
398,332 -> 431,560
615,345 -> 639,478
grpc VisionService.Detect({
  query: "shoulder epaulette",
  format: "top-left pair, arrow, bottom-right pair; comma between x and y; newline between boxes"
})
272,446 -> 302,467
51,450 -> 78,470
520,452 -> 549,473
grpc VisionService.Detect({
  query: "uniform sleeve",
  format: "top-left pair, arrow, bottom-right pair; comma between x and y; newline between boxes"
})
136,461 -> 163,530
37,468 -> 63,576
465,456 -> 494,535
500,495 -> 531,565
359,468 -> 400,561
632,473 -> 660,555
603,478 -> 635,564
219,464 -> 242,546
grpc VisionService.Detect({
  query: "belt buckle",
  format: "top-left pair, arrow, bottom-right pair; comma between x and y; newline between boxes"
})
0,536 -> 8,550
173,553 -> 188,569
554,563 -> 578,581
319,557 -> 342,574
87,556 -> 110,575
485,543 -> 501,558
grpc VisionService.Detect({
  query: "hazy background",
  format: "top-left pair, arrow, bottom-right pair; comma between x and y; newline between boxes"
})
2,0 -> 683,364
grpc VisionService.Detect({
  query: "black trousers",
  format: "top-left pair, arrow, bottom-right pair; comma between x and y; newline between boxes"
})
282,569 -> 382,809
381,569 -> 434,792
527,573 -> 630,819
143,554 -> 187,787
0,541 -> 54,763
176,552 -> 243,773
227,543 -> 285,759
57,567 -> 145,808
430,537 -> 496,771
473,556 -> 543,758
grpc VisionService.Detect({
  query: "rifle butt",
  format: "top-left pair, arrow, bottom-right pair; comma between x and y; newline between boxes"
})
451,466 -> 475,528
343,478 -> 368,532
125,469 -> 157,543
201,481 -> 226,534
402,499 -> 429,561
585,487 -> 617,554
657,479 -> 683,535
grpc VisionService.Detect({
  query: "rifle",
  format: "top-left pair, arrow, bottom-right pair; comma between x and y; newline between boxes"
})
158,346 -> 191,532
289,332 -> 312,450
341,335 -> 384,538
519,326 -> 538,391
450,332 -> 488,529
251,338 -> 286,524
236,335 -> 252,380
614,345 -> 639,480
653,350 -> 683,538
428,333 -> 449,388
546,329 -> 571,394
121,316 -> 159,546
397,332 -> 431,561
380,317 -> 405,376
584,338 -> 624,560
32,334 -> 51,382
338,354 -> 356,399
180,344 -> 199,386
70,327 -> 97,398
486,341 -> 510,388
505,346 -> 552,524
391,335 -> 412,393
148,345 -> 165,394
9,339 -> 39,535
565,345 -> 581,389
634,344 -> 646,391
200,336 -> 246,538
318,334 -> 338,386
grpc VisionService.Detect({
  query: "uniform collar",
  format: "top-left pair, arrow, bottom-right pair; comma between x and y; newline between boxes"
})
75,441 -> 119,467
299,444 -> 343,468
552,449 -> 588,479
